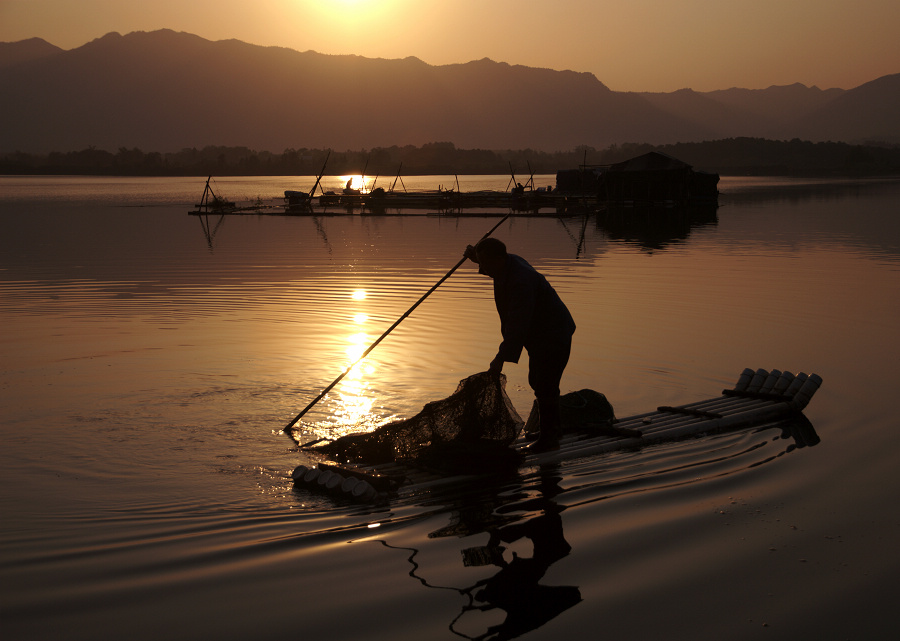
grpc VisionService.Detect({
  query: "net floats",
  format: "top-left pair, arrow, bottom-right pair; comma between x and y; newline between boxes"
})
291,463 -> 384,502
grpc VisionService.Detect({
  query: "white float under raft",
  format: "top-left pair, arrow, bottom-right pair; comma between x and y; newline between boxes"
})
290,368 -> 822,502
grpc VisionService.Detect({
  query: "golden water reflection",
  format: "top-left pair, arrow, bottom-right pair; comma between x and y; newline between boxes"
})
316,289 -> 392,439
339,175 -> 371,193
346,331 -> 369,361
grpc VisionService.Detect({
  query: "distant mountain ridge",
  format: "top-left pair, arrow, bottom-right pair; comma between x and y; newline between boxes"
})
0,36 -> 63,69
1,30 -> 897,153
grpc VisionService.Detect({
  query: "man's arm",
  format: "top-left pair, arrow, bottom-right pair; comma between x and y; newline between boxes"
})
495,276 -> 536,364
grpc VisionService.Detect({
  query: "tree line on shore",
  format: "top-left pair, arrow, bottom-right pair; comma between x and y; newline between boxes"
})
2,138 -> 899,177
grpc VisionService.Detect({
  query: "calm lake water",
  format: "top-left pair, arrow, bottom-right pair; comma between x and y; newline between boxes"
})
2,175 -> 899,640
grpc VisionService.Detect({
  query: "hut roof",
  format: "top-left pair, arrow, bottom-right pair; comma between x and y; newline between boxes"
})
608,151 -> 693,173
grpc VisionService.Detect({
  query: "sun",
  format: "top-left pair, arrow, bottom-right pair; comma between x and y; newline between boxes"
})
295,0 -> 404,41
310,0 -> 395,22
326,0 -> 376,12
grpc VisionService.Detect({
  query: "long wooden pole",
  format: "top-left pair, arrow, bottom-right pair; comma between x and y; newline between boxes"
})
390,162 -> 403,193
507,161 -> 517,191
360,156 -> 370,192
308,150 -> 330,199
282,212 -> 512,434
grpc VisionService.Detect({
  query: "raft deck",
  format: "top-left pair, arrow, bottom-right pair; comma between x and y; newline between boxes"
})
291,368 -> 822,502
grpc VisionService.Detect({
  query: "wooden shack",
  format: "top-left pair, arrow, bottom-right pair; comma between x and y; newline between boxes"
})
600,151 -> 719,206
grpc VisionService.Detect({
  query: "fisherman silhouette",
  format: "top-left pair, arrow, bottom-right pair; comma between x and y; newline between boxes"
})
464,238 -> 576,453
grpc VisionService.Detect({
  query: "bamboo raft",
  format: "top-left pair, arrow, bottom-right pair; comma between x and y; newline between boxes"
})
290,368 -> 823,502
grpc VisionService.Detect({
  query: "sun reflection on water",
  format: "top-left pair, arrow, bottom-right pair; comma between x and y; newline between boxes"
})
313,288 -> 396,439
340,176 -> 371,193
346,331 -> 369,361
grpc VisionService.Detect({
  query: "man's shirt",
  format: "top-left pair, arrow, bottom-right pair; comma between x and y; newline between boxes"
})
489,254 -> 576,363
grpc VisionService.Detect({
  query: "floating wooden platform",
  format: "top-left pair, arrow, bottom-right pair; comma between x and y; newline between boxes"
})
290,368 -> 822,502
189,189 -> 593,216
285,185 -> 575,211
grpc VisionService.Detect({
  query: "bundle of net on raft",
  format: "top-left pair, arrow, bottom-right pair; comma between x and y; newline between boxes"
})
523,389 -> 617,436
307,372 -> 524,470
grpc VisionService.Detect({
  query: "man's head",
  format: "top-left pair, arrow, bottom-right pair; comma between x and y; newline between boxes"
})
476,237 -> 508,278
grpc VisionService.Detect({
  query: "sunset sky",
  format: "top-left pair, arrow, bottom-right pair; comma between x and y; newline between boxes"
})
2,0 -> 898,92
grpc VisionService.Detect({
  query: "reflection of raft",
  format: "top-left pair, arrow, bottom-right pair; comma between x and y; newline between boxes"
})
291,368 -> 822,502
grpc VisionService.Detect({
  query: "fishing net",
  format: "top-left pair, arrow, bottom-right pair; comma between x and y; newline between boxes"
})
308,372 -> 524,469
524,389 -> 616,435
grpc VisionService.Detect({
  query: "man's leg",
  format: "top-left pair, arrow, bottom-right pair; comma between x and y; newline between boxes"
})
526,337 -> 572,452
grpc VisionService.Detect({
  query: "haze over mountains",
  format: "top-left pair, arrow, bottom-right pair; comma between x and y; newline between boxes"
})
1,29 -> 897,154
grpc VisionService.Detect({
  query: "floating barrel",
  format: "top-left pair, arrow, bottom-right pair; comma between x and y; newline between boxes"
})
747,369 -> 769,393
352,480 -> 377,501
759,370 -> 781,394
784,372 -> 808,398
325,473 -> 344,491
290,464 -> 383,502
791,373 -> 823,410
773,371 -> 794,395
734,368 -> 755,391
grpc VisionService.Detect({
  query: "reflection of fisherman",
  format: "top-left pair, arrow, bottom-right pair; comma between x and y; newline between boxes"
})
464,238 -> 576,453
457,469 -> 580,640
471,509 -> 578,640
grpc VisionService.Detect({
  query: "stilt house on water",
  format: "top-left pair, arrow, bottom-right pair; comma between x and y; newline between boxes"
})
556,151 -> 719,207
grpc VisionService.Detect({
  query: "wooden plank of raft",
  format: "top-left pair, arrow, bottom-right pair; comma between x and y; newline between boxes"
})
657,405 -> 724,419
722,389 -> 794,402
619,396 -> 770,430
526,400 -> 797,464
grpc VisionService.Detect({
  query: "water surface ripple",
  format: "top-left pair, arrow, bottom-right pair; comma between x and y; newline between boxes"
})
2,176 -> 899,640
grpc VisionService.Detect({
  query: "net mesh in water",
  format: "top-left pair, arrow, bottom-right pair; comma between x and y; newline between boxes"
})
308,372 -> 524,466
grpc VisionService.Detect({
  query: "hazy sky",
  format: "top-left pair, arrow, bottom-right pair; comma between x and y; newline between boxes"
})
2,0 -> 898,92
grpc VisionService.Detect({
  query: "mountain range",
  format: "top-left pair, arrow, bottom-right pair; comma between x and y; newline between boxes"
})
1,29 -> 898,154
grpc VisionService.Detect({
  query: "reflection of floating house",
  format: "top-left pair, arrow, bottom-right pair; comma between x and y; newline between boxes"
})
557,152 -> 719,207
